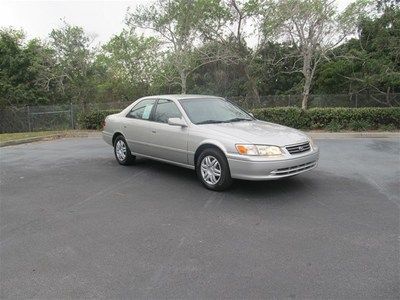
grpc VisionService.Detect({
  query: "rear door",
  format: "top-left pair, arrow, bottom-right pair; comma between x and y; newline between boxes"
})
122,99 -> 156,155
149,99 -> 189,164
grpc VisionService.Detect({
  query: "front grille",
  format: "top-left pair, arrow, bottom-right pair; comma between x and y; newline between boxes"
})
271,161 -> 317,176
286,142 -> 311,154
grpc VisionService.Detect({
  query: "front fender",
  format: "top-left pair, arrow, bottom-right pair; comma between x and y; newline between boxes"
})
199,139 -> 229,154
189,139 -> 229,166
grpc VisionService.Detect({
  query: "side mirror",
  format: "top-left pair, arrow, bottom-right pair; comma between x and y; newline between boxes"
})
168,117 -> 187,127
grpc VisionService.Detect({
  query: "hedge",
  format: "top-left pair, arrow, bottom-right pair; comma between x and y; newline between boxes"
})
78,107 -> 400,131
252,107 -> 400,131
78,109 -> 120,129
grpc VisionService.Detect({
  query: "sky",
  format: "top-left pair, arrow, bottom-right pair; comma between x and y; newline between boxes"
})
1,0 -> 355,45
0,0 -> 145,44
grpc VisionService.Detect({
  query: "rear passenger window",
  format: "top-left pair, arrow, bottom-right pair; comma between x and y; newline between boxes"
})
127,99 -> 155,120
154,99 -> 182,123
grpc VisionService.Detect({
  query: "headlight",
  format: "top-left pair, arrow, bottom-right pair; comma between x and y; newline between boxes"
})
235,144 -> 283,156
257,145 -> 283,156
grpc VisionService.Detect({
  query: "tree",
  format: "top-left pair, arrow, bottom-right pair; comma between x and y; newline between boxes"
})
49,22 -> 96,108
315,5 -> 400,106
96,30 -> 160,101
199,0 -> 266,104
125,0 -> 228,94
226,0 -> 264,104
0,29 -> 52,108
254,42 -> 303,95
187,40 -> 247,97
263,0 -> 369,109
1,0 -> 399,111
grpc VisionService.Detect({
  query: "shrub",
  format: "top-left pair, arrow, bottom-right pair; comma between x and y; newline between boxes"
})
251,107 -> 400,131
252,107 -> 311,128
348,120 -> 371,131
326,120 -> 344,132
78,109 -> 120,129
78,107 -> 400,131
378,124 -> 396,131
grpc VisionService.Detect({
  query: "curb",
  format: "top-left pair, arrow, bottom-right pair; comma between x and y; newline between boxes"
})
0,132 -> 95,147
307,131 -> 400,139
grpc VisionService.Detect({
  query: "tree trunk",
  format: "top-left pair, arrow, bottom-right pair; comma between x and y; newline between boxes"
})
244,65 -> 260,106
301,51 -> 312,110
180,70 -> 187,94
302,75 -> 311,110
386,86 -> 391,106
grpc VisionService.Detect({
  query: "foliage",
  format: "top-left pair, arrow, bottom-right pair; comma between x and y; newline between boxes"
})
252,107 -> 400,130
199,0 -> 267,104
79,107 -> 400,131
125,0 -> 229,94
96,30 -> 160,101
325,120 -> 344,132
315,6 -> 400,105
262,0 -> 370,109
0,29 -> 49,108
77,109 -> 120,129
48,22 -> 97,107
0,2 -> 399,110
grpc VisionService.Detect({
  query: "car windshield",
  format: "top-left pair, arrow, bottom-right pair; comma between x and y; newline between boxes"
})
179,98 -> 253,125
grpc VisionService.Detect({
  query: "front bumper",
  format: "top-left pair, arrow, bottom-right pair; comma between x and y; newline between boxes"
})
227,149 -> 319,180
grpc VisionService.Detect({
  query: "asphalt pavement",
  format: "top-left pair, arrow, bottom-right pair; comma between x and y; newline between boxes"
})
1,137 -> 399,298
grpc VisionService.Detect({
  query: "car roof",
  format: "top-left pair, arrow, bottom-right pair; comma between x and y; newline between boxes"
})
143,94 -> 223,101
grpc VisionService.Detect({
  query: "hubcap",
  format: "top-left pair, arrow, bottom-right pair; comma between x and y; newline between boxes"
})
200,155 -> 221,185
115,140 -> 127,161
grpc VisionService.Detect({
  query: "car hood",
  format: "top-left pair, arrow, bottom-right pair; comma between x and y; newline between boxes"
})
200,120 -> 309,146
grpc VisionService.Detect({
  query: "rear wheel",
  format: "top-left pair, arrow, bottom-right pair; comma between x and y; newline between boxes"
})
196,148 -> 233,191
114,135 -> 135,165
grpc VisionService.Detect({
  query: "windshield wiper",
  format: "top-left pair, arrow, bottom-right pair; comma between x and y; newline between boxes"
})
196,120 -> 225,125
225,117 -> 252,122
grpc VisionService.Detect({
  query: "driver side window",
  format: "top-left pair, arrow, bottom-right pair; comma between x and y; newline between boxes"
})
153,99 -> 182,123
126,99 -> 155,120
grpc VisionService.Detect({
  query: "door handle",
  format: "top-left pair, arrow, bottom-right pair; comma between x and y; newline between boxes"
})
151,130 -> 156,134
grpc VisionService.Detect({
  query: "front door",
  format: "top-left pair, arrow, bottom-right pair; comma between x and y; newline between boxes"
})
149,99 -> 188,164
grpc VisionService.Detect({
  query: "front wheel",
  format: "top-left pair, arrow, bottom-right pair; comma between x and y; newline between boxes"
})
114,135 -> 135,165
196,148 -> 233,191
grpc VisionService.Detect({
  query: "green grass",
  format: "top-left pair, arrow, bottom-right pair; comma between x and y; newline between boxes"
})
0,130 -> 70,143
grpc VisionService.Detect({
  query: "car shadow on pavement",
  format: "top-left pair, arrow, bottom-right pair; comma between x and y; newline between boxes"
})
230,177 -> 308,195
132,158 -> 199,181
132,157 -> 313,199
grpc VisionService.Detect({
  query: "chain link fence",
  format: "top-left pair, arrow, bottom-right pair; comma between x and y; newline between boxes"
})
0,104 -> 75,133
231,93 -> 400,109
1,93 -> 399,133
0,102 -> 132,133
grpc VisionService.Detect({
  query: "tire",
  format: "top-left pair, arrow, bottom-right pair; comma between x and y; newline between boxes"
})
196,148 -> 233,191
114,135 -> 135,165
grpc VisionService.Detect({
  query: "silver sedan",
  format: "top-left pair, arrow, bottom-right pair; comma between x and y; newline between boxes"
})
102,95 -> 319,190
